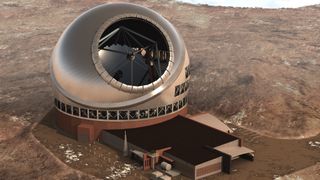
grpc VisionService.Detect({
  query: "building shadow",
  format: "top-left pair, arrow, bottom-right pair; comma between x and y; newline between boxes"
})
37,107 -> 75,139
38,107 -> 57,129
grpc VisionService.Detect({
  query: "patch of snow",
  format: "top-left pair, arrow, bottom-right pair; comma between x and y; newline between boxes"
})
59,144 -> 83,163
223,119 -> 232,124
283,60 -> 291,66
105,162 -> 139,180
230,110 -> 247,126
275,175 -> 304,180
58,144 -> 65,149
8,114 -> 31,126
273,82 -> 300,95
308,141 -> 320,148
177,0 -> 320,9
0,45 -> 8,50
2,1 -> 19,7
199,86 -> 209,92
257,105 -> 266,113
35,47 -> 51,52
310,59 -> 317,65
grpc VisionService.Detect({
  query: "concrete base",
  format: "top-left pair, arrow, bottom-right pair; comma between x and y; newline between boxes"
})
56,107 -> 188,143
77,123 -> 95,143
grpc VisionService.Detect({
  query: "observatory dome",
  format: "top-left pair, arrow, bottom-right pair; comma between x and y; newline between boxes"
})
50,3 -> 190,141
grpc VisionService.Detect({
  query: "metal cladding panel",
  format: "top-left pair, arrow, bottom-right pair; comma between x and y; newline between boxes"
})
50,3 -> 188,109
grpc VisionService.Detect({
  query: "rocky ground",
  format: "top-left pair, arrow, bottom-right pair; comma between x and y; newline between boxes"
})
276,162 -> 320,180
1,0 -> 320,179
180,3 -> 320,139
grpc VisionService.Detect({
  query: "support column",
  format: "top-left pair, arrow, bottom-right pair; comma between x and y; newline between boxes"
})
77,123 -> 95,143
222,155 -> 231,174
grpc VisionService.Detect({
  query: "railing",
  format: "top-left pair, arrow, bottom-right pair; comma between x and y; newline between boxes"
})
54,96 -> 188,121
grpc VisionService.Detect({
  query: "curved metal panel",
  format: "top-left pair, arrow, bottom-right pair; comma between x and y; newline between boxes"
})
50,3 -> 187,109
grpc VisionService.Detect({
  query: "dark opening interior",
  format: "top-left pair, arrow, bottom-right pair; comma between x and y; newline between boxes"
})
97,17 -> 170,86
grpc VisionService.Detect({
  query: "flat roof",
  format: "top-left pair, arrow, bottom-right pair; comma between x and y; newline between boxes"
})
107,115 -> 238,165
188,113 -> 233,133
214,146 -> 254,158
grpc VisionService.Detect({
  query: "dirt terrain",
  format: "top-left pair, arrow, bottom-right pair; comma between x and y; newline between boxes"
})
277,162 -> 320,180
1,0 -> 320,179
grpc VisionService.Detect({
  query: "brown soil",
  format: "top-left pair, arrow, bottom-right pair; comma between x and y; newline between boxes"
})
277,162 -> 320,180
1,0 -> 320,179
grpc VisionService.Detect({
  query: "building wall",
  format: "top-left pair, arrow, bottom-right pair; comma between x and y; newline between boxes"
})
55,106 -> 187,142
100,130 -> 147,154
211,139 -> 241,174
195,157 -> 222,179
163,152 -> 195,179
215,139 -> 240,150
100,130 -> 125,151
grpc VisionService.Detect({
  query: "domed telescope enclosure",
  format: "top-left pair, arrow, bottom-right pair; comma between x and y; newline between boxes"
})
50,3 -> 190,142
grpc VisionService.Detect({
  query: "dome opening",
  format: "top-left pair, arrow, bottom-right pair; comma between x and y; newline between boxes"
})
97,17 -> 170,86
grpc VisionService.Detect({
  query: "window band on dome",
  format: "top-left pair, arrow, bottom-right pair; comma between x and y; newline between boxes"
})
54,97 -> 188,121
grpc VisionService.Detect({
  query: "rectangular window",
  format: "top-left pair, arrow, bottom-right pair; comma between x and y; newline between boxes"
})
54,98 -> 58,107
61,102 -> 66,112
158,106 -> 165,116
149,108 -> 157,118
98,110 -> 108,120
80,108 -> 88,118
139,109 -> 148,119
184,81 -> 189,91
66,105 -> 72,114
119,111 -> 128,120
57,100 -> 61,109
183,97 -> 187,106
129,110 -> 138,119
173,102 -> 179,111
174,85 -> 180,96
179,100 -> 184,109
73,107 -> 79,116
180,83 -> 185,94
166,104 -> 172,114
89,109 -> 97,119
108,111 -> 118,120
185,66 -> 190,78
